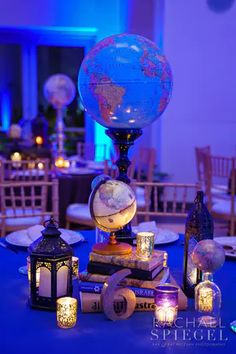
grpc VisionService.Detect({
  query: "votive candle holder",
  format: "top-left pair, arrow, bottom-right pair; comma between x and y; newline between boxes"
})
72,256 -> 79,279
155,284 -> 179,327
136,232 -> 155,260
57,297 -> 77,329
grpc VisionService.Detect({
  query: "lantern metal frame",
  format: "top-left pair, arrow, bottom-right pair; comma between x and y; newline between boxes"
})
28,218 -> 73,311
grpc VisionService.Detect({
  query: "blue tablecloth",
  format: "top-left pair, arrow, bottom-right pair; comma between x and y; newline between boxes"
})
0,231 -> 235,354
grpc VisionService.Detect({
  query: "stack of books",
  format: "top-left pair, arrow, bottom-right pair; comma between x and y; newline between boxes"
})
79,249 -> 183,313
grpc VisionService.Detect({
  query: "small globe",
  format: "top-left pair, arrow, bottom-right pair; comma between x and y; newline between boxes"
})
44,74 -> 76,109
89,178 -> 136,232
78,33 -> 172,129
191,240 -> 225,273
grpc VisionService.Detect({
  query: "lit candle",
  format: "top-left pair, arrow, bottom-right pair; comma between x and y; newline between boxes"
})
155,284 -> 179,326
136,232 -> 154,260
57,297 -> 77,329
37,162 -> 44,170
55,156 -> 65,168
72,256 -> 79,279
35,136 -> 43,145
63,160 -> 70,168
11,152 -> 22,168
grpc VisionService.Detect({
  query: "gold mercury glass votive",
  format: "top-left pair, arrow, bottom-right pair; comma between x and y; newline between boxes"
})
72,256 -> 79,279
136,232 -> 155,260
57,297 -> 78,329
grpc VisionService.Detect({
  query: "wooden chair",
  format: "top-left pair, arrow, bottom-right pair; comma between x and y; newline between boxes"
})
0,158 -> 50,182
203,154 -> 236,235
77,142 -> 107,161
128,147 -> 156,210
195,146 -> 211,188
0,179 -> 59,237
133,182 -> 199,233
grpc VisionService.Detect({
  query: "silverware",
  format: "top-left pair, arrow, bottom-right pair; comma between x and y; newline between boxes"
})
0,241 -> 18,254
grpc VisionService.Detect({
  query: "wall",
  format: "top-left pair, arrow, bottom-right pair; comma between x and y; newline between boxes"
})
161,0 -> 236,183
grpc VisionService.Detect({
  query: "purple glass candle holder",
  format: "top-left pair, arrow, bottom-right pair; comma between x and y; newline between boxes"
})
155,284 -> 179,326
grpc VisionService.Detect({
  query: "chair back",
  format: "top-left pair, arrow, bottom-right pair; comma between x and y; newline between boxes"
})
195,146 -> 210,187
129,147 -> 156,182
133,181 -> 199,223
0,179 -> 59,237
0,158 -> 50,182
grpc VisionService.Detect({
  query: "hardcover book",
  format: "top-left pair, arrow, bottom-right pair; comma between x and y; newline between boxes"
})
79,279 -> 188,313
79,267 -> 170,298
89,249 -> 167,271
87,261 -> 163,280
79,292 -> 156,313
80,267 -> 169,289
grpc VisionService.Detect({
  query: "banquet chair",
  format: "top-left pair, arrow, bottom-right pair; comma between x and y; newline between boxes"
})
0,179 -> 59,237
0,158 -> 50,182
195,146 -> 211,188
77,142 -> 107,161
128,147 -> 156,209
203,154 -> 236,235
133,181 -> 199,233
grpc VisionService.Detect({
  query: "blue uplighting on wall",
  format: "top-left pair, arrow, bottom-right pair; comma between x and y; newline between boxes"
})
1,91 -> 11,131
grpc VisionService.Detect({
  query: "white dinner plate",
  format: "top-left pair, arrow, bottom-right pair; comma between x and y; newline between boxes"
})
60,167 -> 96,175
6,225 -> 84,247
132,222 -> 179,245
214,236 -> 236,259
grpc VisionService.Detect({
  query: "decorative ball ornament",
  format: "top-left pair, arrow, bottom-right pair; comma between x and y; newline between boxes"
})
78,33 -> 172,129
191,239 -> 225,273
44,74 -> 76,109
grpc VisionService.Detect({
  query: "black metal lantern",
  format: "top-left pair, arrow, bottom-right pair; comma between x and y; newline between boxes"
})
28,218 -> 73,310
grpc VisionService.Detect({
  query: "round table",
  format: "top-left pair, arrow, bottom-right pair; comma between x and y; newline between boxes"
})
0,231 -> 234,354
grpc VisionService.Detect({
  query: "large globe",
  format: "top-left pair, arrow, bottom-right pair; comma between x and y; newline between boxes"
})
89,177 -> 136,232
78,33 -> 172,129
44,74 -> 76,109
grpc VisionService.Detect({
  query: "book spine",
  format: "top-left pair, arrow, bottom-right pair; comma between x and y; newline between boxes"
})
79,292 -> 156,313
87,262 -> 162,280
89,251 -> 165,271
79,281 -> 155,298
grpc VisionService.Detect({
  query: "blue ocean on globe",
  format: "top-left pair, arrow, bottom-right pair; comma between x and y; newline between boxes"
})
78,33 -> 173,129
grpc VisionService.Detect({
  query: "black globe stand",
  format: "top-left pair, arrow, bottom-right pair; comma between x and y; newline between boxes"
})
106,128 -> 142,244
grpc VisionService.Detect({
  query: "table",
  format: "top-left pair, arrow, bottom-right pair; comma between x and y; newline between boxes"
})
0,232 -> 235,354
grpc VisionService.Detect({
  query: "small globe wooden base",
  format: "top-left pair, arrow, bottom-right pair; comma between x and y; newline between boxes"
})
92,242 -> 132,256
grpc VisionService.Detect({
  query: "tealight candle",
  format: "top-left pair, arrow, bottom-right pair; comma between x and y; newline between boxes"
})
11,152 -> 22,168
55,156 -> 65,169
155,284 -> 179,326
35,136 -> 43,145
63,160 -> 70,168
72,256 -> 79,279
37,162 -> 44,170
57,297 -> 77,329
136,232 -> 154,260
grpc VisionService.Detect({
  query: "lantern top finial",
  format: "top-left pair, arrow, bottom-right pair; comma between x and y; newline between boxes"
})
28,217 -> 72,257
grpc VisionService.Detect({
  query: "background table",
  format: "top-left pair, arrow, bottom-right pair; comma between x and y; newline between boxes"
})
0,231 -> 235,354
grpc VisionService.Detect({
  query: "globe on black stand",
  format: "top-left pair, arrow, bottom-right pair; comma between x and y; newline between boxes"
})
106,128 -> 142,244
78,33 -> 173,255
